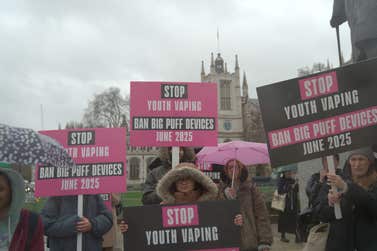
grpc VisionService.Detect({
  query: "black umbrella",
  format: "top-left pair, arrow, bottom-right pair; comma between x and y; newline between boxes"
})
0,124 -> 75,168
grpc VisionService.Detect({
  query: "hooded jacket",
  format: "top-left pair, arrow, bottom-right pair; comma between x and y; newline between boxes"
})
41,194 -> 113,251
0,167 -> 44,251
156,163 -> 218,204
218,165 -> 273,251
318,149 -> 377,251
142,147 -> 196,205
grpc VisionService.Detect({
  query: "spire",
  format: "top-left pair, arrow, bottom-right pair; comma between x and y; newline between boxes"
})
215,53 -> 224,73
217,27 -> 220,53
242,71 -> 249,98
210,52 -> 215,73
201,60 -> 205,76
235,54 -> 239,70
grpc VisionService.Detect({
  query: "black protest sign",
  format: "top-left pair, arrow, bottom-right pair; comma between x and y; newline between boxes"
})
124,200 -> 240,251
257,58 -> 377,167
199,164 -> 223,183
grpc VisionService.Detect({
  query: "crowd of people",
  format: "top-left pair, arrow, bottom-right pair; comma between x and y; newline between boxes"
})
0,146 -> 274,251
142,147 -> 273,251
1,1 -> 377,250
1,143 -> 377,251
0,145 -> 376,251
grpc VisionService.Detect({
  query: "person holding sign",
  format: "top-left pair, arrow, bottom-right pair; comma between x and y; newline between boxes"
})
156,162 -> 243,223
218,159 -> 273,251
318,147 -> 377,251
0,168 -> 44,251
306,155 -> 340,208
156,162 -> 218,205
142,147 -> 195,205
41,194 -> 113,251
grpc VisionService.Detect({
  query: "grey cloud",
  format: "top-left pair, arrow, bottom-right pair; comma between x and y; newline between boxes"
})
0,0 -> 352,130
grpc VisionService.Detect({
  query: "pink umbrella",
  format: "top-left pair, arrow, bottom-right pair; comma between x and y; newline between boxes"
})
196,140 -> 270,166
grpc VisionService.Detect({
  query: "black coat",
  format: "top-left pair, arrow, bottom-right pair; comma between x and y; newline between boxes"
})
277,176 -> 299,234
310,169 -> 342,218
318,180 -> 377,251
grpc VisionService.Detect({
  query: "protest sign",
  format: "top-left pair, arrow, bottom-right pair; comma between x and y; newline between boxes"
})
130,81 -> 218,146
124,200 -> 240,251
35,128 -> 127,196
197,162 -> 223,183
257,59 -> 377,167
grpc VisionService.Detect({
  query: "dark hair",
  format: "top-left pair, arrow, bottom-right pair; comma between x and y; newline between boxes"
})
0,171 -> 12,205
220,159 -> 249,184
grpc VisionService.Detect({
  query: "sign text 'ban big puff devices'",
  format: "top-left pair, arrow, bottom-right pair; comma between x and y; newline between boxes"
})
35,128 -> 127,197
257,59 -> 377,167
130,82 -> 218,146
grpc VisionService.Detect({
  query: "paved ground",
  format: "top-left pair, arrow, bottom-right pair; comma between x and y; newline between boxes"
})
270,224 -> 305,251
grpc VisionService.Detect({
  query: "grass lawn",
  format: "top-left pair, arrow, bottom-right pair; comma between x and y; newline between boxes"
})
121,191 -> 142,207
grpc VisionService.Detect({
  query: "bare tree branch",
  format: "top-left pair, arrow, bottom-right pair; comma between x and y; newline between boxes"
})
83,87 -> 129,128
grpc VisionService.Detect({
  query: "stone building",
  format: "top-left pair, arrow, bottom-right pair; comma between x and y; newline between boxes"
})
126,133 -> 159,188
126,52 -> 266,186
200,52 -> 266,143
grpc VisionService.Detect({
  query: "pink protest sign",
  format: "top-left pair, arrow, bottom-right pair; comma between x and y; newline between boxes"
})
130,81 -> 218,146
298,71 -> 338,100
35,128 -> 127,197
162,205 -> 199,228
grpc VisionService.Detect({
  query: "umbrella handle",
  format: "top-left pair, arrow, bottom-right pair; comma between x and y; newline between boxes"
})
231,161 -> 237,189
231,170 -> 235,188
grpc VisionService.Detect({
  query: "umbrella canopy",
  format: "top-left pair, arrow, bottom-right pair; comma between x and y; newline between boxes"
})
0,124 -> 75,168
196,140 -> 270,166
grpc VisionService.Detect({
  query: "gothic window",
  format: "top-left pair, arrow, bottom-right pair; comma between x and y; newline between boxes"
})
129,158 -> 140,180
220,80 -> 231,110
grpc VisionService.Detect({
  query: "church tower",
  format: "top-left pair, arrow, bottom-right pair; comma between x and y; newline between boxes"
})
201,53 -> 244,142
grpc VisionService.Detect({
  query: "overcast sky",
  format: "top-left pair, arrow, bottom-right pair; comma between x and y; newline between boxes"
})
0,0 -> 352,130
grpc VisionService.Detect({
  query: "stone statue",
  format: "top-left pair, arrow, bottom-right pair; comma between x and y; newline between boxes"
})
330,0 -> 377,62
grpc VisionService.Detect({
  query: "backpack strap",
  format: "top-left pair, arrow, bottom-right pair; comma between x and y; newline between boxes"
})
25,210 -> 39,251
